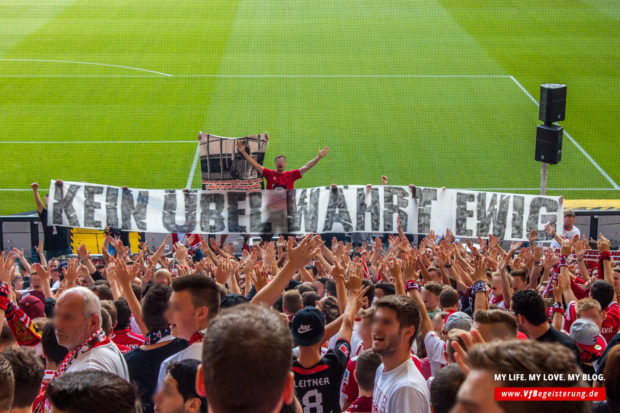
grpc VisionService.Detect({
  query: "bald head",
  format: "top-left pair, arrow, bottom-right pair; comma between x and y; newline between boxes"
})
55,287 -> 102,350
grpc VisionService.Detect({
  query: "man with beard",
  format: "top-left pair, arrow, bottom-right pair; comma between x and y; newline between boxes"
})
371,295 -> 430,413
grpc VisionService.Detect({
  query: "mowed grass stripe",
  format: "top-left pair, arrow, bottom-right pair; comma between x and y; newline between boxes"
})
438,0 -> 620,186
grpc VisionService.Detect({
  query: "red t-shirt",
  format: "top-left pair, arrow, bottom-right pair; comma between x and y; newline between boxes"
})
347,396 -> 373,412
601,302 -> 620,343
111,328 -> 145,352
262,168 -> 301,189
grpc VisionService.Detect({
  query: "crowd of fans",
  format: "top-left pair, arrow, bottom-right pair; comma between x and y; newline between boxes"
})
0,179 -> 619,413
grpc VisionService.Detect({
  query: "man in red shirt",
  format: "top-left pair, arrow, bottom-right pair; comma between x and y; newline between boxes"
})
236,139 -> 329,189
111,298 -> 145,351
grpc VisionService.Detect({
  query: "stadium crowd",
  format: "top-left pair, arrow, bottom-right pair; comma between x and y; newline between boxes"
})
0,179 -> 619,413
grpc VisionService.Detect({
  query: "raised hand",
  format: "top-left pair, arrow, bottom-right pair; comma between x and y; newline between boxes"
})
35,240 -> 44,255
345,260 -> 364,292
318,146 -> 329,158
598,233 -> 611,253
542,248 -> 558,271
331,259 -> 346,283
11,248 -> 24,260
77,244 -> 90,261
286,234 -> 322,269
508,241 -> 523,257
214,260 -> 230,284
471,255 -> 487,282
427,230 -> 438,244
173,242 -> 189,263
261,242 -> 276,270
560,239 -> 572,256
209,237 -> 222,253
402,251 -> 417,282
445,228 -> 455,243
113,258 -> 133,285
250,264 -> 268,291
64,258 -> 79,285
387,257 -> 402,282
236,140 -> 246,152
0,252 -> 16,284
544,223 -> 556,237
533,246 -> 543,264
529,230 -> 537,245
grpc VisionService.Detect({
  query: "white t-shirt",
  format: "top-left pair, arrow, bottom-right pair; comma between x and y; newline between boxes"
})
423,331 -> 447,377
66,341 -> 129,381
350,321 -> 363,356
372,358 -> 431,413
129,316 -> 142,336
551,225 -> 581,248
157,341 -> 202,388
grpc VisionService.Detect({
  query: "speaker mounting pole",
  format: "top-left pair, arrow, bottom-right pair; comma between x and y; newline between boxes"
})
535,83 -> 566,193
540,162 -> 547,195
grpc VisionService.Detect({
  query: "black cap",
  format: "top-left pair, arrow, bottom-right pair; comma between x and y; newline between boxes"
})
291,307 -> 325,347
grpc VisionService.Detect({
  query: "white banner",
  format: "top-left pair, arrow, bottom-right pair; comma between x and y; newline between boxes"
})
47,181 -> 563,240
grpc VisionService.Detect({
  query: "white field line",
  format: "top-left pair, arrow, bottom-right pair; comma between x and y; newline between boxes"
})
509,76 -> 619,190
186,144 -> 201,189
0,58 -> 173,77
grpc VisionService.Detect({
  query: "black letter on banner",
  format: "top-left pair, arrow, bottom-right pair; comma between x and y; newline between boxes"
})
227,192 -> 247,233
456,193 -> 474,236
52,184 -> 80,226
249,192 -> 264,233
476,193 -> 509,238
526,197 -> 558,241
288,188 -> 319,233
162,190 -> 197,233
356,188 -> 380,232
323,188 -> 353,232
511,196 -> 525,239
106,187 -> 119,228
199,193 -> 225,233
383,187 -> 408,232
121,190 -> 149,231
84,185 -> 103,228
416,188 -> 437,234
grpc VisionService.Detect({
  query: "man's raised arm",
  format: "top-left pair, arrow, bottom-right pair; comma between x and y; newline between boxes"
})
299,146 -> 329,175
251,234 -> 321,306
30,182 -> 44,213
236,140 -> 265,175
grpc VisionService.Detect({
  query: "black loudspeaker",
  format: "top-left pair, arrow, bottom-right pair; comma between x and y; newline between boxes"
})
535,124 -> 563,164
539,83 -> 566,123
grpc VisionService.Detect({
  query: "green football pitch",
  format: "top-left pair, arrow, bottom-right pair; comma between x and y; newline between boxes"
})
1,0 -> 618,215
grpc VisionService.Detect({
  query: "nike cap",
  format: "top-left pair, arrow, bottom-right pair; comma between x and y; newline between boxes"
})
291,306 -> 325,347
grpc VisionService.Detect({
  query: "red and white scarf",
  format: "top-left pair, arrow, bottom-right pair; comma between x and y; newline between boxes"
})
489,292 -> 504,305
33,329 -> 110,413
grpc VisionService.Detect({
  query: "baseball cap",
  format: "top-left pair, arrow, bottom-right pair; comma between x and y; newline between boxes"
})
445,312 -> 473,333
569,318 -> 606,362
19,295 -> 45,319
291,307 -> 325,347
